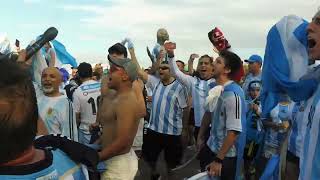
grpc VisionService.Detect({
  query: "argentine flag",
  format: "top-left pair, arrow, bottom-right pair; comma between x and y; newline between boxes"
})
49,39 -> 78,68
261,15 -> 317,119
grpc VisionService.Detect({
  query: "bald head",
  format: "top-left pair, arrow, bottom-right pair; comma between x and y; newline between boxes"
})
157,28 -> 169,45
41,67 -> 62,96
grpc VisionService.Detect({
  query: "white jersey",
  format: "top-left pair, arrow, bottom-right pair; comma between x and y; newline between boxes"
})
73,80 -> 101,133
37,94 -> 78,141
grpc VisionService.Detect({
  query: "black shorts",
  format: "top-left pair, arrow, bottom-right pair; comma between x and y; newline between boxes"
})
142,129 -> 183,169
189,108 -> 195,126
198,145 -> 237,180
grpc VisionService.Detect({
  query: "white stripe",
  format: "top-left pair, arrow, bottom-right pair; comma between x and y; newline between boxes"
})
276,15 -> 308,81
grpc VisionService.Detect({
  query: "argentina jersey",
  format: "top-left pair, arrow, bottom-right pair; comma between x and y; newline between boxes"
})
299,85 -> 320,180
73,80 -> 101,133
207,82 -> 242,157
192,78 -> 215,127
264,102 -> 293,152
288,102 -> 306,157
37,94 -> 78,141
147,76 -> 188,135
0,149 -> 87,180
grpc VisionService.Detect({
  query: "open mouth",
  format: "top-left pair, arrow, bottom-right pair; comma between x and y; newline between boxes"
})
308,38 -> 317,49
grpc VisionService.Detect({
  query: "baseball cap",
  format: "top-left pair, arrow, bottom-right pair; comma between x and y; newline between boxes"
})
245,55 -> 263,63
108,55 -> 138,82
77,62 -> 92,78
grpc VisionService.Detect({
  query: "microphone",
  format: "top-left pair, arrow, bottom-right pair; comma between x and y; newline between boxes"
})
0,27 -> 58,61
25,27 -> 58,59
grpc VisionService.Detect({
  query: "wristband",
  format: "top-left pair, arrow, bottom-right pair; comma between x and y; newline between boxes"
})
213,156 -> 223,164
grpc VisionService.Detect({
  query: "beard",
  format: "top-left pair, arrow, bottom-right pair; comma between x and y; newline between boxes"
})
42,86 -> 54,94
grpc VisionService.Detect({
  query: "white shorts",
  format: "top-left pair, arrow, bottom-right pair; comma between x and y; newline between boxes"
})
101,149 -> 138,180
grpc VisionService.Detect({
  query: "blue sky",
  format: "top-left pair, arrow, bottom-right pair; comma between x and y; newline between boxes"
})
0,0 -> 318,68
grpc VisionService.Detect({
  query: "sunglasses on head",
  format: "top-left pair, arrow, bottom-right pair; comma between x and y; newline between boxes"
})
109,65 -> 124,73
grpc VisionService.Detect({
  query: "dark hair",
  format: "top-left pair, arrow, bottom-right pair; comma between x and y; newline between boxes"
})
77,62 -> 93,78
219,50 -> 242,78
199,54 -> 213,63
93,71 -> 102,80
108,43 -> 128,58
0,60 -> 38,164
176,60 -> 185,66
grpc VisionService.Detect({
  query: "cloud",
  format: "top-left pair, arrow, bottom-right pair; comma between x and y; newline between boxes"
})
61,0 -> 318,67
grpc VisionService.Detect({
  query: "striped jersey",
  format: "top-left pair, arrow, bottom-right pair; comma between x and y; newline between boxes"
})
73,80 -> 101,133
146,75 -> 188,135
263,102 -> 293,157
37,94 -> 78,141
168,57 -> 215,127
0,149 -> 87,180
299,85 -> 320,180
288,101 -> 307,157
206,81 -> 243,157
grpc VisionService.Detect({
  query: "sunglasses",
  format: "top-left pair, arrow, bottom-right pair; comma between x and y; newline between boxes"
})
159,67 -> 169,70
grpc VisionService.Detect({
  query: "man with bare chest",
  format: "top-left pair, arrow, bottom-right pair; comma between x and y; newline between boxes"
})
96,54 -> 142,180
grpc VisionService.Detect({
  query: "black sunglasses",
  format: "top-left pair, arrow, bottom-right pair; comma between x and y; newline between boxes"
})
159,67 -> 169,70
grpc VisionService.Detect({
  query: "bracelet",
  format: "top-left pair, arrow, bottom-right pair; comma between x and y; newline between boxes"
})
213,156 -> 223,164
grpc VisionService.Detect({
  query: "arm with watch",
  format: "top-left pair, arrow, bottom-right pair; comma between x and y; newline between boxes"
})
207,130 -> 240,177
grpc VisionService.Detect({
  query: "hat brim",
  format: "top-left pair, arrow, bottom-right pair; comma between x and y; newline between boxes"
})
108,55 -> 123,68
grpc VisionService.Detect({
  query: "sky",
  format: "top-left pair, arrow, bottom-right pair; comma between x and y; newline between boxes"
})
0,0 -> 319,68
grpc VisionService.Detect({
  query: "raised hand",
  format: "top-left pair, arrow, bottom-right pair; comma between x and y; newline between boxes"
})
146,46 -> 155,62
121,37 -> 134,49
164,41 -> 176,57
189,53 -> 199,62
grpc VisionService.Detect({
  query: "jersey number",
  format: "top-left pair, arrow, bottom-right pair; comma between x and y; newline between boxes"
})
87,96 -> 101,115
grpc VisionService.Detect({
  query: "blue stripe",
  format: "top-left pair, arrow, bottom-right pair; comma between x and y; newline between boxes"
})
172,98 -> 179,135
149,83 -> 160,129
153,85 -> 167,131
80,83 -> 101,91
163,82 -> 179,134
293,20 -> 309,48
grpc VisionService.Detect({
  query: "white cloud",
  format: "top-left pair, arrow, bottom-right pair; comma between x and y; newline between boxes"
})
61,0 -> 318,67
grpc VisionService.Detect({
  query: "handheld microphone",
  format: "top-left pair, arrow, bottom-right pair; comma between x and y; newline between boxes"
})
25,27 -> 58,59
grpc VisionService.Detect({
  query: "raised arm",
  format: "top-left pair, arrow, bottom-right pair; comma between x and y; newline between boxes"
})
165,42 -> 194,89
187,53 -> 199,76
122,38 -> 149,83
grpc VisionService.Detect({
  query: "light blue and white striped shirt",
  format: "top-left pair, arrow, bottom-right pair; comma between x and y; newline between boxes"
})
146,75 -> 188,135
288,102 -> 306,157
168,57 -> 215,127
263,102 -> 293,157
37,94 -> 78,141
206,81 -> 243,157
299,85 -> 320,180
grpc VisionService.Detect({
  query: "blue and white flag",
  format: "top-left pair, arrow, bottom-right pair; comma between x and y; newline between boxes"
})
261,15 -> 318,118
260,155 -> 280,180
51,40 -> 78,67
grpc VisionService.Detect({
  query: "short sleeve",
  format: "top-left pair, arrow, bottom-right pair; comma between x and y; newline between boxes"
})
72,89 -> 81,113
224,93 -> 242,132
146,75 -> 160,91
